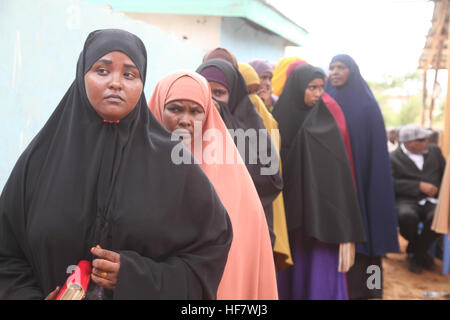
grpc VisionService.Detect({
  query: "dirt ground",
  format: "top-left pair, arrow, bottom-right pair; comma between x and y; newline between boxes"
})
382,234 -> 450,300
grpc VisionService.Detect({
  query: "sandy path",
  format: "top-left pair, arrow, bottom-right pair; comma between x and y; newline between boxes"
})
382,235 -> 450,300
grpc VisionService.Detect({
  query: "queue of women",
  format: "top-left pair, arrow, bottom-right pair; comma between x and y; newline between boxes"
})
0,29 -> 399,300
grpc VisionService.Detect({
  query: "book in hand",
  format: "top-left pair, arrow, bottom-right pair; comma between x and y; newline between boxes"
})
56,260 -> 92,300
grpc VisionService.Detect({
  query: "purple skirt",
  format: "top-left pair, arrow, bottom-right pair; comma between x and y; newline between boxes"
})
277,229 -> 349,300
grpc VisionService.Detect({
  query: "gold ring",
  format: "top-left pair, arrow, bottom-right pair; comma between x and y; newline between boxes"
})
101,272 -> 107,278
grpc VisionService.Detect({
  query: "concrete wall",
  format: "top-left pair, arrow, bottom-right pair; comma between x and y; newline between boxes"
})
122,13 -> 288,64
124,12 -> 221,51
220,17 -> 286,64
0,0 -> 206,190
0,1 -> 289,190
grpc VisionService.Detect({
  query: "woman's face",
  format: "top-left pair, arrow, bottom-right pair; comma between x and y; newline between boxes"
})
304,78 -> 324,107
247,83 -> 260,94
259,72 -> 272,91
209,81 -> 230,105
162,99 -> 206,140
328,61 -> 350,88
84,51 -> 143,121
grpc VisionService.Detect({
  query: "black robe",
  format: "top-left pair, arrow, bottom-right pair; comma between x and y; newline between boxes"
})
0,29 -> 232,300
390,144 -> 445,203
273,64 -> 365,244
196,59 -> 283,246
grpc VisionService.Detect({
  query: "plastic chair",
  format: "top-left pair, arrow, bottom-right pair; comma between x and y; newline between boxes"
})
419,223 -> 450,274
442,234 -> 450,275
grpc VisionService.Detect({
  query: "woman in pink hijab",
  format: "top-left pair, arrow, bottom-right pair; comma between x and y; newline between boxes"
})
148,70 -> 278,300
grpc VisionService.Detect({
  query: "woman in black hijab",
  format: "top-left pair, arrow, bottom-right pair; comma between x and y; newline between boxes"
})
273,64 -> 365,299
196,59 -> 283,247
0,29 -> 232,300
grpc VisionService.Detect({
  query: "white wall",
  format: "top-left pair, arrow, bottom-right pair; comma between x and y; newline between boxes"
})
124,12 -> 221,51
0,0 -> 206,190
220,17 -> 286,64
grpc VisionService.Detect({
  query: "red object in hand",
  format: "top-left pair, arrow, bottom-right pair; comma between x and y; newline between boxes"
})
56,260 -> 92,300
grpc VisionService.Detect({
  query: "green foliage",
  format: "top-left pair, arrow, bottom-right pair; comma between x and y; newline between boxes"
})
368,71 -> 423,128
380,104 -> 401,127
373,91 -> 399,127
367,71 -> 422,90
397,95 -> 421,125
432,99 -> 445,123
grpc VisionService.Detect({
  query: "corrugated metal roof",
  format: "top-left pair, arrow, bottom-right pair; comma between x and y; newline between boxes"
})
418,0 -> 449,70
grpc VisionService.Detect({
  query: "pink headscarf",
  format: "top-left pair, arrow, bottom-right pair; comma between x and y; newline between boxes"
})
148,71 -> 278,300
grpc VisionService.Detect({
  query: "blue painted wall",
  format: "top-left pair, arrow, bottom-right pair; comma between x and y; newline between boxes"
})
0,0 -> 206,190
0,1 -> 290,190
220,17 -> 285,64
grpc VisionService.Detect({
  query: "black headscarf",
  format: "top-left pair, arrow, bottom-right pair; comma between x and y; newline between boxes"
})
196,59 -> 283,246
0,29 -> 232,300
273,64 -> 365,244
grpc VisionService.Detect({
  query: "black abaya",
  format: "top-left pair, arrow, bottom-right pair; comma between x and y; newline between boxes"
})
0,29 -> 232,300
273,64 -> 365,244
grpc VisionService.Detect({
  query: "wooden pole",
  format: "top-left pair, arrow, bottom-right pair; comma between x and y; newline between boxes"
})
422,1 -> 448,127
424,0 -> 448,70
429,41 -> 442,129
441,1 -> 450,159
422,68 -> 428,127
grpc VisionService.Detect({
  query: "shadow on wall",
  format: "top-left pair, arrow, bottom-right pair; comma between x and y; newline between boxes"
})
220,17 -> 285,64
0,0 -> 205,189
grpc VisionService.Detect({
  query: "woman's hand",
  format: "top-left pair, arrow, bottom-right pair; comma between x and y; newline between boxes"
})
257,88 -> 271,106
45,286 -> 60,300
90,245 -> 121,291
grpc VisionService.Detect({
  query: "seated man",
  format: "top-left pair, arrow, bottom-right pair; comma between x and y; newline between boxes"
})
390,124 -> 446,274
